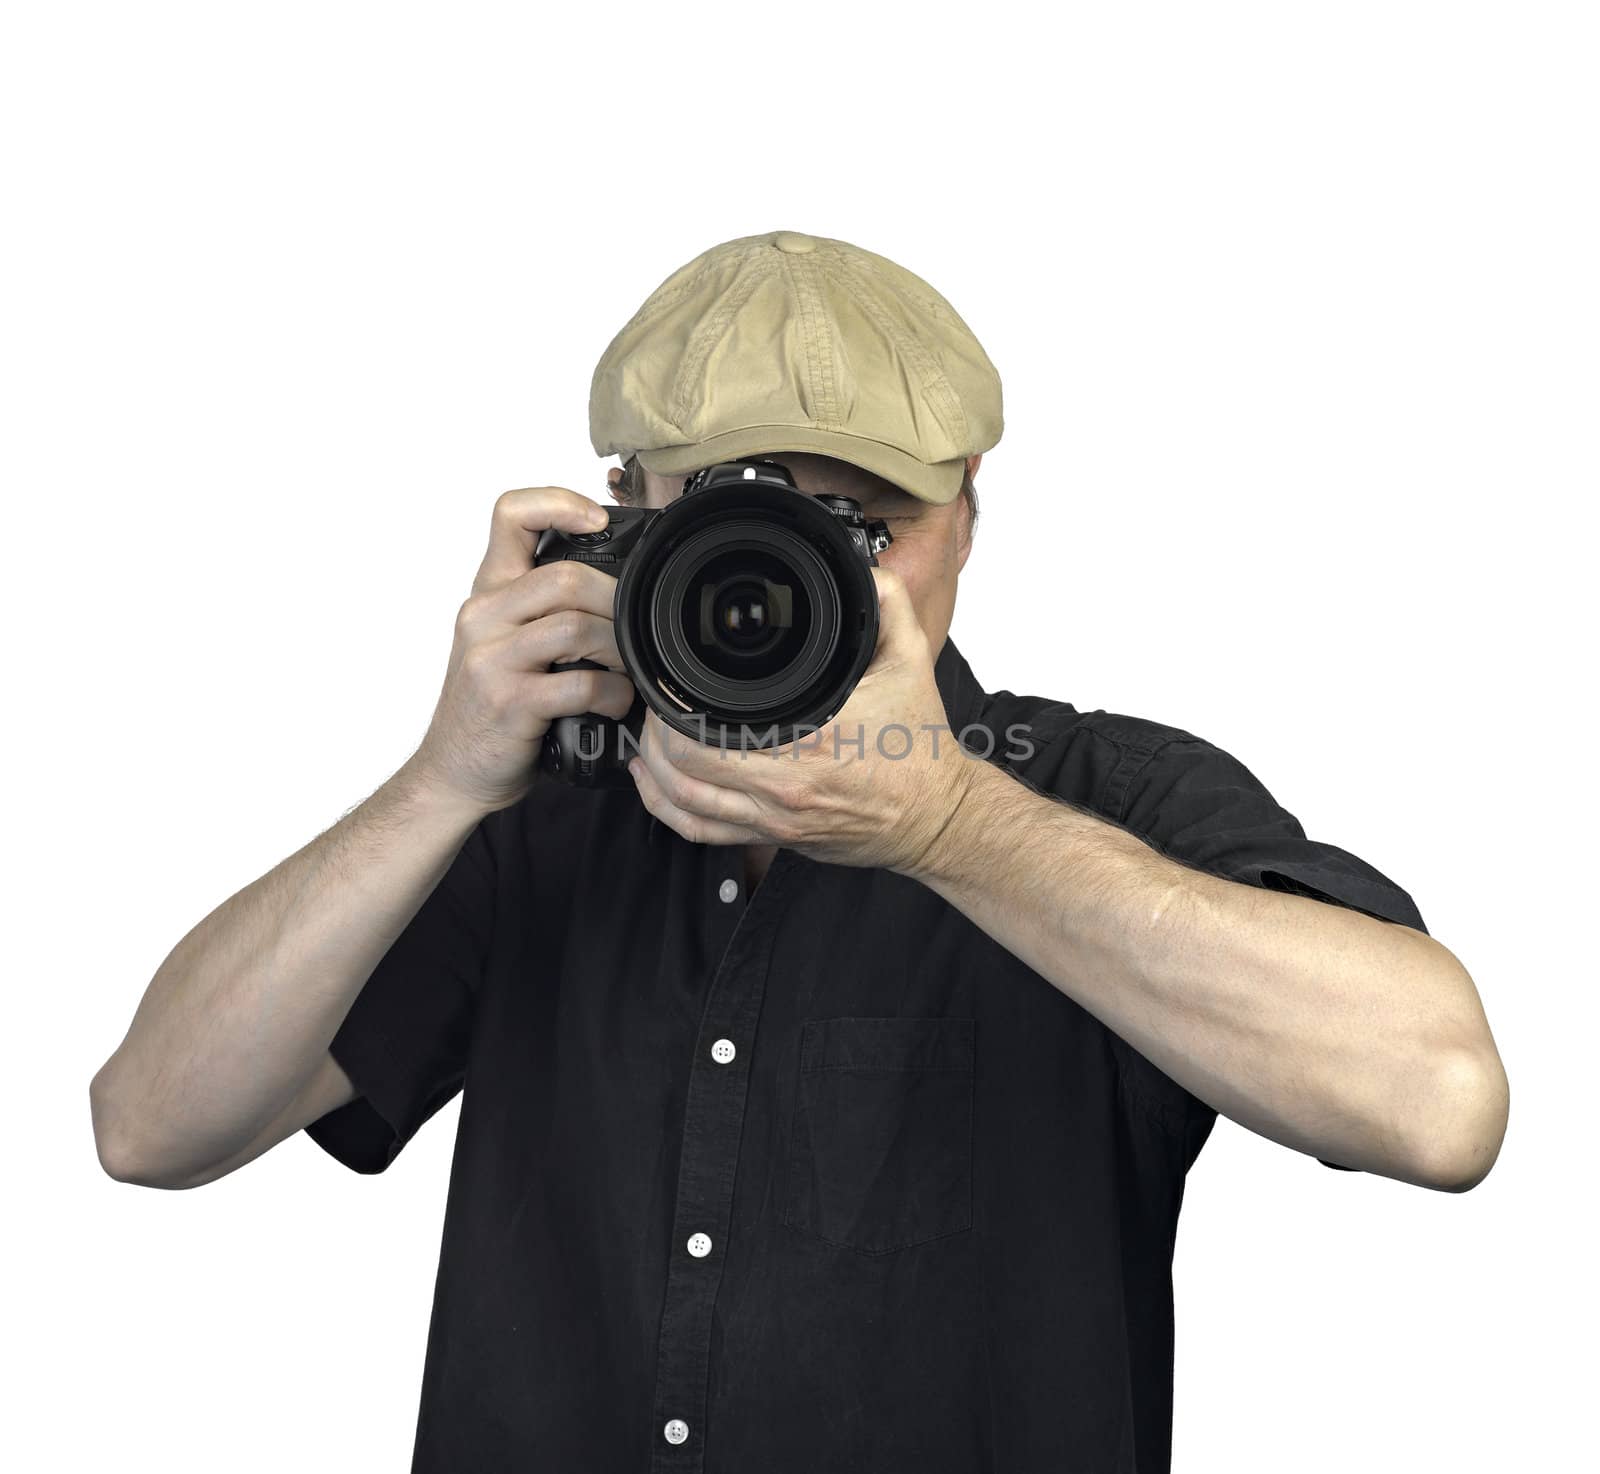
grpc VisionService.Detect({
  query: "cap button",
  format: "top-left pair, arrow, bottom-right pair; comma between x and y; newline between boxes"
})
772,231 -> 817,254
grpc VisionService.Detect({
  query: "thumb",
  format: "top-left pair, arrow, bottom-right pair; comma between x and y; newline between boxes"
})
868,566 -> 929,669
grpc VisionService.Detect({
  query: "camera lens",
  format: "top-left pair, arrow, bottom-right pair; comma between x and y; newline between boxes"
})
612,481 -> 880,748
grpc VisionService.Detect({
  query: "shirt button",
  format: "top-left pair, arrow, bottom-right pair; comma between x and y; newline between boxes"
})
687,1232 -> 712,1258
664,1418 -> 689,1445
711,1038 -> 737,1064
718,878 -> 739,904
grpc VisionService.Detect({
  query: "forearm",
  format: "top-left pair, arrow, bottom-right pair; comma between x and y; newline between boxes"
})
909,758 -> 1507,1189
90,756 -> 490,1185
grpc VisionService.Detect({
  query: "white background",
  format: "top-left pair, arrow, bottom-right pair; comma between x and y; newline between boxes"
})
6,3 -> 1593,1469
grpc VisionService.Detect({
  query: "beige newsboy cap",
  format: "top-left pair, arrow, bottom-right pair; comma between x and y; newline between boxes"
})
589,230 -> 1003,506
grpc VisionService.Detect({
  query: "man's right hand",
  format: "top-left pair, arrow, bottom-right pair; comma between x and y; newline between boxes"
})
410,486 -> 637,814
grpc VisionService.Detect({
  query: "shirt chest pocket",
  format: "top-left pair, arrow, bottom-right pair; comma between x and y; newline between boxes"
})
781,1016 -> 975,1256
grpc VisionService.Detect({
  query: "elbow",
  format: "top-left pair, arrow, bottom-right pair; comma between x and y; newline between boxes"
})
89,1062 -> 148,1185
1402,1044 -> 1511,1193
89,1062 -> 193,1190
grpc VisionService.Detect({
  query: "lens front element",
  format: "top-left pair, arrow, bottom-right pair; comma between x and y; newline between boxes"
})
693,551 -> 806,679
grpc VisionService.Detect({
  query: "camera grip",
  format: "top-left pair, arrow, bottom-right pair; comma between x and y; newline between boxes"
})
540,658 -> 645,788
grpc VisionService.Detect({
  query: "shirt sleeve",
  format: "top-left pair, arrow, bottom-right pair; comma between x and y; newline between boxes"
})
303,812 -> 498,1175
1110,735 -> 1429,1173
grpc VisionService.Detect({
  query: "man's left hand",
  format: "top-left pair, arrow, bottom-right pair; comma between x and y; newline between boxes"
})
628,567 -> 980,877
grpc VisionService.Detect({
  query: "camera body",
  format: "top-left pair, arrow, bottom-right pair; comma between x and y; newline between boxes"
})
533,458 -> 892,787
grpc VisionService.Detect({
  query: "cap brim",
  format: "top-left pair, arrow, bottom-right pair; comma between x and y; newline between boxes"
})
634,425 -> 965,506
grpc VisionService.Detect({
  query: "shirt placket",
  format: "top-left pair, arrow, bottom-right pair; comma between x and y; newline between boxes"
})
648,850 -> 787,1471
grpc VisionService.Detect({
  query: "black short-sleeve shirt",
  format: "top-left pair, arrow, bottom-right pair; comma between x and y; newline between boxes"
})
306,637 -> 1427,1473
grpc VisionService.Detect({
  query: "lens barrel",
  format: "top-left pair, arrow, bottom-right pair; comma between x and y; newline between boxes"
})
613,481 -> 880,748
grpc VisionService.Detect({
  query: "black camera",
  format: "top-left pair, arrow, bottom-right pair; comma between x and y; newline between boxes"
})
532,458 -> 892,786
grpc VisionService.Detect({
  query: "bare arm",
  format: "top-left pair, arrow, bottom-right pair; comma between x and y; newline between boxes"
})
912,757 -> 1510,1192
90,485 -> 637,1190
89,759 -> 490,1189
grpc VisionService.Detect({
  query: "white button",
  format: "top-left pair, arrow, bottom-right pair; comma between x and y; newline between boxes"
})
664,1418 -> 689,1445
711,1038 -> 737,1064
718,878 -> 739,904
687,1232 -> 712,1258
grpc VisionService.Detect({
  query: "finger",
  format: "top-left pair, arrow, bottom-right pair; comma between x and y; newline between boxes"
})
634,715 -> 767,831
497,557 -> 620,626
456,559 -> 620,648
500,608 -> 624,674
628,756 -> 760,846
474,487 -> 611,593
511,666 -> 638,723
637,708 -> 755,782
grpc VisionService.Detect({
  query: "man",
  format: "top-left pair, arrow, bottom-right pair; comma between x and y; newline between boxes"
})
90,229 -> 1508,1472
